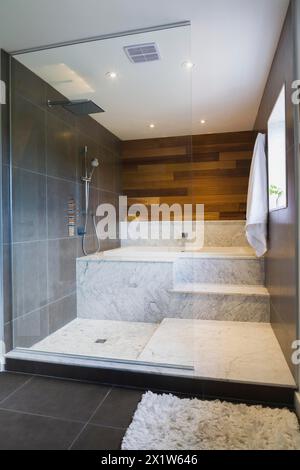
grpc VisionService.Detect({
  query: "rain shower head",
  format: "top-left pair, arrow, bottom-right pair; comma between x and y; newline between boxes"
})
47,99 -> 105,115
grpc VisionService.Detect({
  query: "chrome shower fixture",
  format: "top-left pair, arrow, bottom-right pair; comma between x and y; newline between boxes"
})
81,156 -> 100,182
81,145 -> 101,256
47,99 -> 105,115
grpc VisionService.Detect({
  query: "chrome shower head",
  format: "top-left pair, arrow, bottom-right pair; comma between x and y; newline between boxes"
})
81,146 -> 100,183
91,158 -> 99,168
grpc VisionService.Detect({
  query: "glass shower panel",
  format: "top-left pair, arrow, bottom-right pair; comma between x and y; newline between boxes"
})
10,24 -> 196,376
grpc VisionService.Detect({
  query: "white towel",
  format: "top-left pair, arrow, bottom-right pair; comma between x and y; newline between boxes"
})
245,133 -> 268,257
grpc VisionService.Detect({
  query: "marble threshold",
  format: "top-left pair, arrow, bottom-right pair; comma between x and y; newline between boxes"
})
18,317 -> 296,388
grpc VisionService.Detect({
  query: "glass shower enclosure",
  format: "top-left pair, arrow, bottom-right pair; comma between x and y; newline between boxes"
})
8,23 -> 199,378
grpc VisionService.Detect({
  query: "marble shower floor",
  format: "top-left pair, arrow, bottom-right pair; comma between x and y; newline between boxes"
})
31,318 -> 296,387
31,319 -> 158,361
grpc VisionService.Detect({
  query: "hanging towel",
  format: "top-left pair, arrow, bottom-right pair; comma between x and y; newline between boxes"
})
245,133 -> 268,257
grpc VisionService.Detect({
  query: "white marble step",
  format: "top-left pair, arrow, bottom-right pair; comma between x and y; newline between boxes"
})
168,283 -> 270,322
173,256 -> 265,285
171,283 -> 269,297
138,318 -> 295,387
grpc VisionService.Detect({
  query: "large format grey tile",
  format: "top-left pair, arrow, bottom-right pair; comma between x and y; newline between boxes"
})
71,424 -> 124,450
97,123 -> 121,155
12,241 -> 48,318
3,244 -> 12,324
46,113 -> 77,181
13,306 -> 49,348
11,59 -> 45,108
91,388 -> 143,428
4,322 -> 13,353
48,293 -> 76,334
0,373 -> 31,403
98,147 -> 116,192
1,376 -> 110,422
47,238 -> 77,302
47,176 -> 80,239
0,409 -> 83,450
78,235 -> 99,257
12,93 -> 46,172
100,239 -> 121,252
2,164 -> 11,244
78,114 -> 104,143
46,85 -> 76,127
83,186 -> 100,237
12,167 -> 47,242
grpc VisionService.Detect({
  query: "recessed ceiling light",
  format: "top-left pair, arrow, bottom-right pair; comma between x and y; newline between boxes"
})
182,61 -> 195,69
106,71 -> 117,79
201,119 -> 206,124
149,123 -> 155,128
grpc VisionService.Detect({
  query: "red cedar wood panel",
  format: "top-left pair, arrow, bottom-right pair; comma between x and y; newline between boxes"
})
121,131 -> 257,220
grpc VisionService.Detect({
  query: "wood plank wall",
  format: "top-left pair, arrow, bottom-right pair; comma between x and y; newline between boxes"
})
121,130 -> 257,220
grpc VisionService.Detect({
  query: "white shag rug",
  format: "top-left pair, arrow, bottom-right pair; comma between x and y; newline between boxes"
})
122,392 -> 300,450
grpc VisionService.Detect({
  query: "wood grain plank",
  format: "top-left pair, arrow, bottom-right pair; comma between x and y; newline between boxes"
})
174,167 -> 250,180
219,150 -> 253,161
122,172 -> 174,184
125,188 -> 188,197
127,194 -> 248,205
135,161 -> 236,173
121,130 -> 256,220
122,146 -> 187,159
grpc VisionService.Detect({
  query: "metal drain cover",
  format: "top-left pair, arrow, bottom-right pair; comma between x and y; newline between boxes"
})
95,339 -> 107,344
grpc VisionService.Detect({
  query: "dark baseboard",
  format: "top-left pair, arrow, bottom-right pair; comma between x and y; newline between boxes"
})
5,358 -> 296,408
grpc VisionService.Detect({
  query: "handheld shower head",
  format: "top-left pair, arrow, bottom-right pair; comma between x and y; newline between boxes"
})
91,158 -> 99,168
80,146 -> 101,256
81,147 -> 100,183
89,158 -> 100,179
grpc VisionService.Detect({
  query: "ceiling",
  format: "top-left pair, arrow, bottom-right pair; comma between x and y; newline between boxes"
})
16,26 -> 192,140
0,0 -> 290,140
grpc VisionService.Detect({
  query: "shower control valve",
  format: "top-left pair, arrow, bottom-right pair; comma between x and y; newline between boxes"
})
77,226 -> 87,236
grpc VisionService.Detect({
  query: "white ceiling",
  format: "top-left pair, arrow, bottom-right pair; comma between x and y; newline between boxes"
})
16,27 -> 193,140
0,0 -> 290,140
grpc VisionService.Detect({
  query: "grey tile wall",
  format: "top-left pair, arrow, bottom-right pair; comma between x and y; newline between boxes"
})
12,241 -> 48,318
12,93 -> 46,173
254,5 -> 297,376
3,57 -> 121,351
12,168 -> 47,242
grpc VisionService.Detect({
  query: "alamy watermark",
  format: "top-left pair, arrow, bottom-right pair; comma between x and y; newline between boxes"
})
292,80 -> 300,105
95,196 -> 205,247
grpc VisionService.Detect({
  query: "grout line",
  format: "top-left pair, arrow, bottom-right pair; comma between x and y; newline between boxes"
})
11,162 -> 120,193
0,405 -> 88,425
68,388 -> 112,450
0,375 -> 33,406
11,234 -> 107,245
86,422 -> 126,431
11,292 -> 77,325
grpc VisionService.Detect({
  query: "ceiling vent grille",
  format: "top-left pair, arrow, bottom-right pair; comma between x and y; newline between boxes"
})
124,43 -> 160,63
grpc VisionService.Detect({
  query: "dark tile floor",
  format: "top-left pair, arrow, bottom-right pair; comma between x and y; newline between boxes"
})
0,372 -> 144,450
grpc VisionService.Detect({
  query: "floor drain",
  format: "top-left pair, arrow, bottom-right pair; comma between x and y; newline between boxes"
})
95,339 -> 107,344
